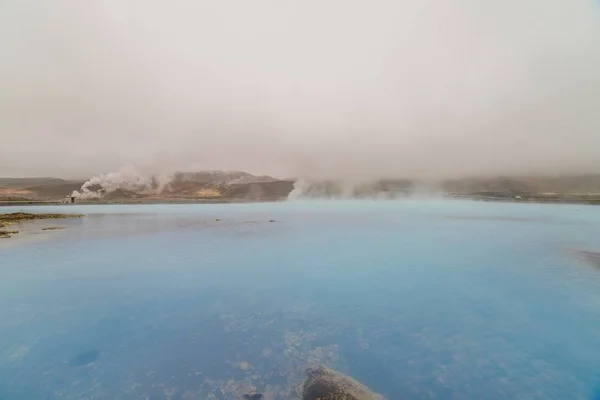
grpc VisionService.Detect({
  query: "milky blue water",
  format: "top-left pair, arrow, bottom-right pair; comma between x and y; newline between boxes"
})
1,201 -> 600,399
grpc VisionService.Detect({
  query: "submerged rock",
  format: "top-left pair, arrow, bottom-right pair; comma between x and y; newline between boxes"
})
579,250 -> 600,269
234,361 -> 254,371
301,365 -> 384,400
69,350 -> 100,366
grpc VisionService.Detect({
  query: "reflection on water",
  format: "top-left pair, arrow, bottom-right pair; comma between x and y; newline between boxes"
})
1,201 -> 600,399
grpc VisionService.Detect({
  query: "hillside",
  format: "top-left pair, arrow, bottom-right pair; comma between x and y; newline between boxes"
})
2,173 -> 600,204
0,172 -> 292,203
0,177 -> 74,188
442,175 -> 600,195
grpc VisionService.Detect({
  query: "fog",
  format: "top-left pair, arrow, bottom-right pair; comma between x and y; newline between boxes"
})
1,0 -> 599,180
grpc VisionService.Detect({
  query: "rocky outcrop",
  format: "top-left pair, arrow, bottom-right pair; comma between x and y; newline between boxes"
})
301,365 -> 384,400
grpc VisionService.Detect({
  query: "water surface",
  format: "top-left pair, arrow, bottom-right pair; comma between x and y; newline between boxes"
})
1,201 -> 600,399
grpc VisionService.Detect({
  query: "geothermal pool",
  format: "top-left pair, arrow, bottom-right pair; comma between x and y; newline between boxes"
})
1,201 -> 600,399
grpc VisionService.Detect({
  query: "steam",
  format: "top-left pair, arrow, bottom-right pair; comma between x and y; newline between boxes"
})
287,180 -> 311,201
72,166 -> 172,199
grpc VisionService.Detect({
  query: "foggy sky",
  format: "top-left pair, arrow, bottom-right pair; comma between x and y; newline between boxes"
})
1,0 -> 599,180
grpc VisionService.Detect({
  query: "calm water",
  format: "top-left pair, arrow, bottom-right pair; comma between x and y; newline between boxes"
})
1,201 -> 600,399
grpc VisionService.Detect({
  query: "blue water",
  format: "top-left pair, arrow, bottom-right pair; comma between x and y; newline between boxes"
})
1,201 -> 600,399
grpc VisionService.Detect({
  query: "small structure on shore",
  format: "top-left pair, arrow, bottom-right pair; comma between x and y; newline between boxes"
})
61,195 -> 76,204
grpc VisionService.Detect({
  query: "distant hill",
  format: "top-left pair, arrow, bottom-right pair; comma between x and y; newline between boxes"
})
224,180 -> 295,199
24,182 -> 86,198
0,178 -> 83,200
172,171 -> 276,184
0,177 -> 76,188
3,173 -> 600,203
286,175 -> 600,201
442,175 -> 600,195
0,172 -> 289,202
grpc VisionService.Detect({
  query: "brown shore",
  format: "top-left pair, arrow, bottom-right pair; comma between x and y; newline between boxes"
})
0,212 -> 83,239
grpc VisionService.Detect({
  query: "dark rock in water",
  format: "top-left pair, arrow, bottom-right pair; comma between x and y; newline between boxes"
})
243,395 -> 263,400
69,350 -> 100,366
302,365 -> 384,400
0,230 -> 18,238
580,251 -> 600,269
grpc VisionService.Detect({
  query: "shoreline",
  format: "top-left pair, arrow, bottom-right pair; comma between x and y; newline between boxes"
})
0,198 -> 288,207
2,195 -> 600,207
0,212 -> 83,239
447,194 -> 600,205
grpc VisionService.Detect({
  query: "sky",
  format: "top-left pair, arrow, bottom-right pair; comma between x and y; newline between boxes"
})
1,0 -> 599,180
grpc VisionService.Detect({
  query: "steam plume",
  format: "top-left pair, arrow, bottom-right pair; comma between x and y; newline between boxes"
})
72,166 -> 171,199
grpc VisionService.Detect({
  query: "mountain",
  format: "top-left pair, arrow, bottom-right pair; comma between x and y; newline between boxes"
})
0,178 -> 85,200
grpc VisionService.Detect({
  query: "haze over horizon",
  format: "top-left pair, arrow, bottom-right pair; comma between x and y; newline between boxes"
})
1,0 -> 600,181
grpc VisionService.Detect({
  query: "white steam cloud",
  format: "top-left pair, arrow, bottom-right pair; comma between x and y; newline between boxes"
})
72,166 -> 172,199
